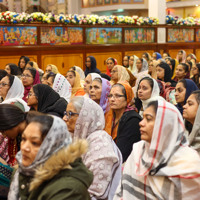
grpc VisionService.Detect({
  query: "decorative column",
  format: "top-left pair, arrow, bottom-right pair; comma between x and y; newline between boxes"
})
67,0 -> 81,14
148,0 -> 166,43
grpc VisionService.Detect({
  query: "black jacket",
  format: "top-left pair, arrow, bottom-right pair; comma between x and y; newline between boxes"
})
117,110 -> 142,162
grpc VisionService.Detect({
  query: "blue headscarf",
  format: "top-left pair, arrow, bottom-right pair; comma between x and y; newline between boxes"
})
84,56 -> 101,76
177,79 -> 198,114
155,52 -> 162,60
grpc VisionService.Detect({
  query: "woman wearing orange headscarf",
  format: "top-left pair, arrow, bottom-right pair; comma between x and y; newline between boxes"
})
105,81 -> 141,162
66,70 -> 85,98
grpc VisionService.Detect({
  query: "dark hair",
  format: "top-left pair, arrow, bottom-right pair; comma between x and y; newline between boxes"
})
27,114 -> 53,140
106,57 -> 115,63
139,77 -> 154,91
46,72 -> 56,83
27,61 -> 34,67
6,63 -> 19,75
124,55 -> 130,60
18,56 -> 30,67
24,67 -> 36,79
178,50 -> 184,54
147,100 -> 158,114
0,70 -> 7,81
70,66 -> 76,71
0,104 -> 26,131
185,61 -> 193,70
67,70 -> 76,77
6,74 -> 14,88
33,85 -> 39,99
178,63 -> 189,73
191,90 -> 200,104
143,52 -> 150,61
178,79 -> 187,88
138,58 -> 143,63
100,73 -> 111,81
112,83 -> 127,101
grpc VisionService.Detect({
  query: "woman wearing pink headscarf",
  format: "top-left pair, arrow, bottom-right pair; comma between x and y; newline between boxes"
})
21,67 -> 40,102
176,50 -> 187,63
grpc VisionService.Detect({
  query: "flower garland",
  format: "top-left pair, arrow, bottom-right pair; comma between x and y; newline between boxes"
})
0,12 -> 199,26
0,11 -> 158,25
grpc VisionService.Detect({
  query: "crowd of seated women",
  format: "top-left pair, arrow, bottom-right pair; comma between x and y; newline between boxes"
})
0,50 -> 200,199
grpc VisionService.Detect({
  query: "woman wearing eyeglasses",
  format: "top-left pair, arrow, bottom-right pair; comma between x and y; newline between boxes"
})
105,81 -> 141,162
63,96 -> 122,200
21,67 -> 40,102
27,84 -> 67,118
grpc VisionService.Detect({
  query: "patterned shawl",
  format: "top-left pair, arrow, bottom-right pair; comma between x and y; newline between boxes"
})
8,116 -> 72,200
114,100 -> 200,200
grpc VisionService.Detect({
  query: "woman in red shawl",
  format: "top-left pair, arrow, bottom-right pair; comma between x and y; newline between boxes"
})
106,57 -> 117,77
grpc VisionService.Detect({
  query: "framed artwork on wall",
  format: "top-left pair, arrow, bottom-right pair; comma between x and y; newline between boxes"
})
112,0 -> 119,3
89,0 -> 95,6
124,28 -> 155,43
0,26 -> 37,46
168,28 -> 194,42
41,27 -> 83,45
97,0 -> 103,5
104,0 -> 110,4
86,28 -> 122,44
196,29 -> 200,42
121,0 -> 131,3
133,0 -> 144,2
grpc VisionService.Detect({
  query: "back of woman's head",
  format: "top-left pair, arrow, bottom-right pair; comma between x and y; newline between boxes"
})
27,61 -> 39,70
0,104 -> 25,131
0,69 -> 7,81
70,96 -> 84,113
6,74 -> 15,88
6,63 -> 19,75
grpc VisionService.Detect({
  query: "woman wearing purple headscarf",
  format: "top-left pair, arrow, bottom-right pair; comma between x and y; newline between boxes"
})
89,77 -> 111,114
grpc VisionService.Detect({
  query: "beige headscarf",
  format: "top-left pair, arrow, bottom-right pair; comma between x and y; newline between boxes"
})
47,64 -> 60,74
71,71 -> 83,97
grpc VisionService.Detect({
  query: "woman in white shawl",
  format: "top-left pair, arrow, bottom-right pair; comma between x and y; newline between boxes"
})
63,96 -> 122,200
128,55 -> 139,74
134,58 -> 148,77
135,77 -> 164,116
52,73 -> 72,103
0,74 -> 29,112
114,100 -> 200,200
183,90 -> 200,155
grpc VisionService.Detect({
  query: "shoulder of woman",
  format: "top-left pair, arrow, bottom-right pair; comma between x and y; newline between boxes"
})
121,110 -> 142,121
11,101 -> 25,112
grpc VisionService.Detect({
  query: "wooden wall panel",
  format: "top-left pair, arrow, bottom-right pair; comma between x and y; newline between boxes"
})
86,52 -> 122,73
168,49 -> 194,60
195,49 -> 200,61
41,54 -> 83,75
125,50 -> 154,59
0,55 -> 37,69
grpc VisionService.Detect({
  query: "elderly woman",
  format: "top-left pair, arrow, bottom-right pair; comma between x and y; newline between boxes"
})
115,100 -> 200,200
46,73 -> 72,103
66,70 -> 85,97
105,82 -> 141,162
84,73 -> 101,97
8,114 -> 93,200
21,67 -> 40,102
27,84 -> 67,118
110,65 -> 130,85
63,96 -> 122,200
183,90 -> 200,155
89,77 -> 111,114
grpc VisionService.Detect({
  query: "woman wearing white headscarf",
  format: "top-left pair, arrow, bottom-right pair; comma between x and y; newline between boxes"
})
53,73 -> 72,103
0,74 -> 29,112
135,77 -> 164,116
8,114 -> 93,200
63,96 -> 122,200
114,100 -> 200,200
134,58 -> 148,77
128,55 -> 139,74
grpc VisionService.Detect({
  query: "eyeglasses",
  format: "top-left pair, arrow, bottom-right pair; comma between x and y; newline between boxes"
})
63,111 -> 79,119
21,74 -> 33,78
108,94 -> 125,99
111,70 -> 117,74
0,82 -> 9,87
